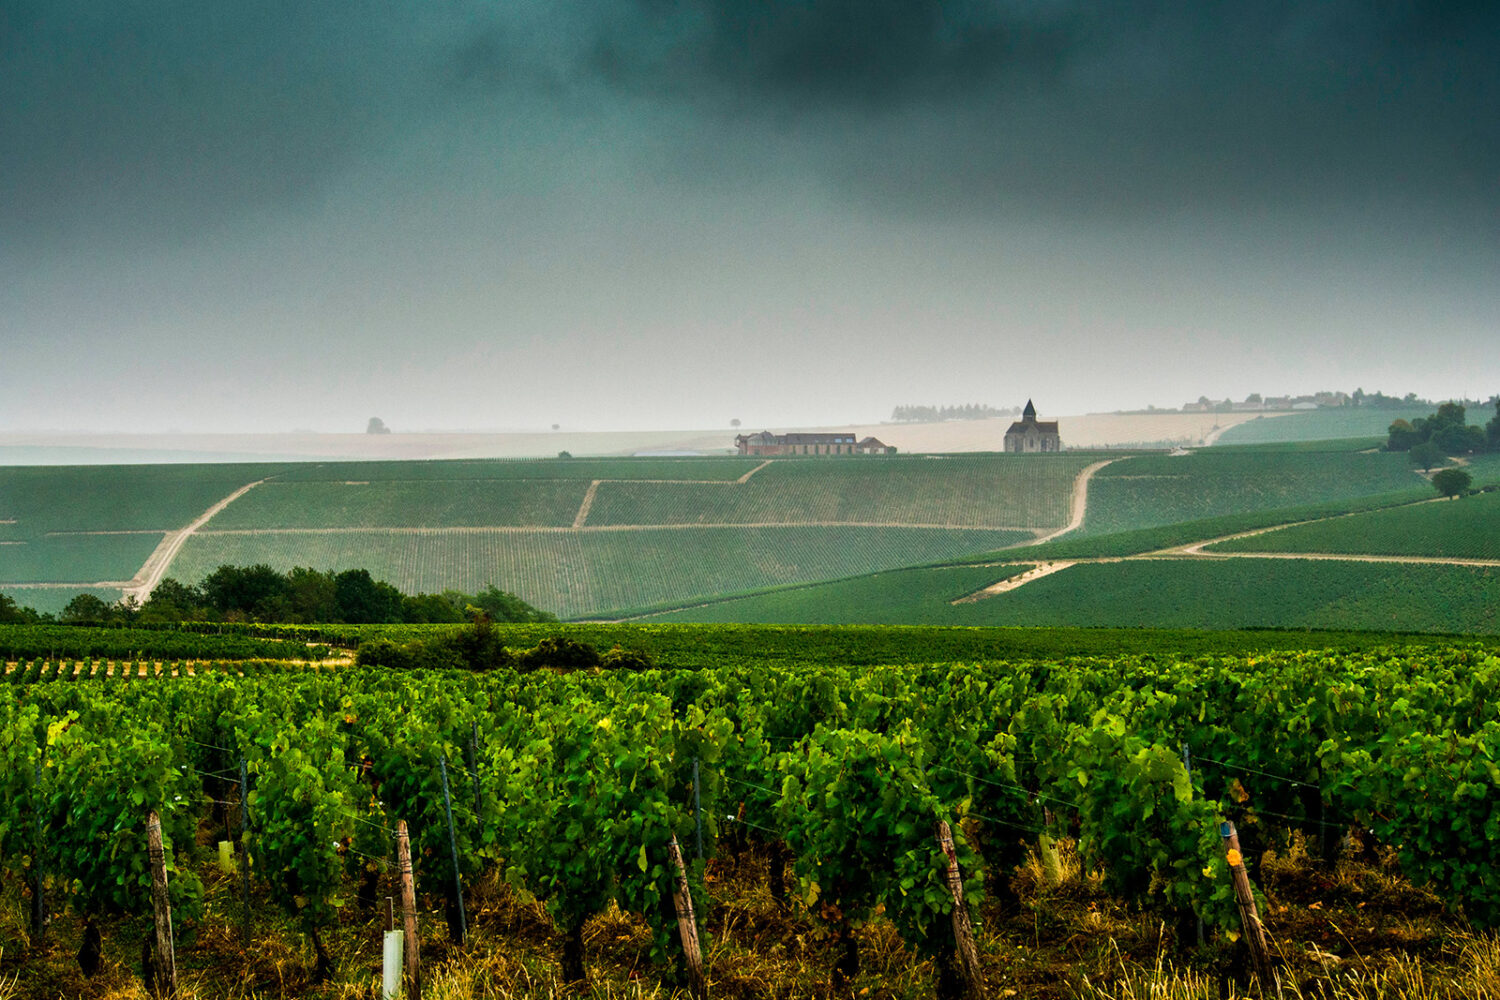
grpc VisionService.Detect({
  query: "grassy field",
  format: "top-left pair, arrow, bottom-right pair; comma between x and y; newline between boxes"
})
584,454 -> 1090,528
1212,405 -> 1432,445
1079,448 -> 1424,536
172,525 -> 1033,618
653,557 -> 1500,633
1210,490 -> 1500,560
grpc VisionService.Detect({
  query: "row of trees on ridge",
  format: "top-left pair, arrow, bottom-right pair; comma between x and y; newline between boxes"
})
0,566 -> 553,627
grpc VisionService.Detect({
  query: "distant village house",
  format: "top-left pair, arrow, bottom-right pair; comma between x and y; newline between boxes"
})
1003,400 -> 1062,453
734,432 -> 894,456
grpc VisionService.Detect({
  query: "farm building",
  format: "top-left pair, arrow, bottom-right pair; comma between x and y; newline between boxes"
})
734,432 -> 894,456
1003,400 -> 1062,452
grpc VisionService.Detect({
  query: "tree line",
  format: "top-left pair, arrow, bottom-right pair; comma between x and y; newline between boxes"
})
1387,399 -> 1500,496
0,565 -> 554,627
890,403 -> 1020,422
1388,400 -> 1500,460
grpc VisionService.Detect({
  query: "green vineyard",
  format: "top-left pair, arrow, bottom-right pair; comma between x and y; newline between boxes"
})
1080,449 -> 1426,536
1,623 -> 1497,998
655,558 -> 1500,633
1209,490 -> 1500,560
204,480 -> 593,529
581,455 -> 1091,529
171,526 -> 1033,619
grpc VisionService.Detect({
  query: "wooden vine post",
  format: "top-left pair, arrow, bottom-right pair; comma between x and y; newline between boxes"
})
438,755 -> 468,943
237,757 -> 253,942
936,820 -> 983,1000
30,761 -> 45,943
145,810 -> 177,996
666,834 -> 708,1000
1220,821 -> 1275,993
396,820 -> 421,1000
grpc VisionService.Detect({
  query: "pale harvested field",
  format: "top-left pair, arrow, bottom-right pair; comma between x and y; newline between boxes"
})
0,413 -> 1283,464
836,411 -> 1280,452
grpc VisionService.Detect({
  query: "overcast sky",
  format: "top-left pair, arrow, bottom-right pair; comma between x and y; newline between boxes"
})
3,1 -> 1497,433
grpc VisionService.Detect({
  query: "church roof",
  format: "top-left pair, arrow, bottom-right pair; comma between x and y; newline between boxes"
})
1023,399 -> 1037,419
1005,420 -> 1059,435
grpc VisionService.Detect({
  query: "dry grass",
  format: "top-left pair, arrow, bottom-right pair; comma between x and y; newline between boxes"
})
2,837 -> 1494,1000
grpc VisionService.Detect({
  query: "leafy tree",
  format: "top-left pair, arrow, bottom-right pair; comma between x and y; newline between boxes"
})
0,593 -> 38,624
60,593 -> 111,624
468,584 -> 554,622
366,417 -> 391,434
1487,398 -> 1500,450
1387,419 -> 1420,452
333,569 -> 402,624
1390,402 -> 1487,455
140,578 -> 204,622
400,591 -> 467,624
517,636 -> 602,672
286,566 -> 340,622
1431,468 -> 1472,498
202,564 -> 292,619
1434,422 -> 1486,454
1409,441 -> 1445,471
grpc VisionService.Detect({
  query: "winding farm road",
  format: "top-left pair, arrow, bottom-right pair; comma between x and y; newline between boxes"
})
955,496 -> 1498,603
572,459 -> 776,528
4,478 -> 270,599
121,478 -> 270,602
1031,458 -> 1118,545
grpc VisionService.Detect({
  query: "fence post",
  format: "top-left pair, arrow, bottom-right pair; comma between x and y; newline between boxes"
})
439,755 -> 469,944
1221,821 -> 1276,993
666,834 -> 707,1000
936,820 -> 983,1000
1184,744 -> 1204,947
30,760 -> 44,942
692,758 -> 703,861
468,720 -> 482,817
145,810 -> 177,996
396,819 -> 421,1000
238,757 -> 253,941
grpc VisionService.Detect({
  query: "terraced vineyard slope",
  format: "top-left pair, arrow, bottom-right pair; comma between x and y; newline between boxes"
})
1208,491 -> 1500,560
0,463 -> 286,595
1211,405 -> 1433,445
4,454 -> 1084,619
171,525 -> 1033,619
654,558 -> 1500,633
1079,448 -> 1425,536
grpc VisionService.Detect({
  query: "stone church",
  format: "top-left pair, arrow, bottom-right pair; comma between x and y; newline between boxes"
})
1003,400 -> 1062,452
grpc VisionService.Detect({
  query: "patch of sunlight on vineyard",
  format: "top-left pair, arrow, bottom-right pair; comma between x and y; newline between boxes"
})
584,454 -> 1090,528
1209,489 -> 1500,559
1082,449 -> 1424,535
171,526 -> 1033,617
206,479 -> 592,529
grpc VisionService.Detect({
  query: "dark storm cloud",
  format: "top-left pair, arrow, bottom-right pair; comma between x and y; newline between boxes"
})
0,0 -> 397,247
4,0 -> 1497,250
537,0 -> 1500,222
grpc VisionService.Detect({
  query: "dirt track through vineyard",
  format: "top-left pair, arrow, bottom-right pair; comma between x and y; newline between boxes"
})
572,459 -> 776,527
15,460 -> 1483,611
954,497 -> 1500,603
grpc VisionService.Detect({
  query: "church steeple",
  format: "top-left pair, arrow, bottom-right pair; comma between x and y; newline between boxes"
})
1023,399 -> 1037,420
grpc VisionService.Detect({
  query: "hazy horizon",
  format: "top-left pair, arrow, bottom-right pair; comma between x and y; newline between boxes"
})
4,2 -> 1497,434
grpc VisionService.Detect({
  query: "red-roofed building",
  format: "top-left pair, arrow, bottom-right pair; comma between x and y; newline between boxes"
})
734,432 -> 893,456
